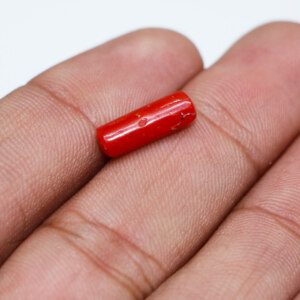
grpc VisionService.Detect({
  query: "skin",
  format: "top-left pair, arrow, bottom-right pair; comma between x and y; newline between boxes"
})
0,21 -> 299,299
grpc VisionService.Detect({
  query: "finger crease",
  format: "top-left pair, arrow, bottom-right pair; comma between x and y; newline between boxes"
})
201,98 -> 253,135
45,222 -> 142,299
27,80 -> 97,130
235,205 -> 300,241
42,209 -> 166,298
197,108 -> 261,176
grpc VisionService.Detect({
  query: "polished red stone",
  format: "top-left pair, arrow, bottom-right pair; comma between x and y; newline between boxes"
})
96,91 -> 196,157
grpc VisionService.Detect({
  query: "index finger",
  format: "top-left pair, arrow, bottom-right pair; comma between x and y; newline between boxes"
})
0,28 -> 202,262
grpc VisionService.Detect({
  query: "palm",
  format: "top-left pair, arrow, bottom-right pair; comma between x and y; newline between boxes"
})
0,23 -> 300,299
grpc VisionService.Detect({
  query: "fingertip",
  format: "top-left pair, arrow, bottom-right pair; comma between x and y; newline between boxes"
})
251,21 -> 300,36
124,27 -> 203,74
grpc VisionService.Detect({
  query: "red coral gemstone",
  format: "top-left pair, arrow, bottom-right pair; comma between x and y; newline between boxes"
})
96,91 -> 196,157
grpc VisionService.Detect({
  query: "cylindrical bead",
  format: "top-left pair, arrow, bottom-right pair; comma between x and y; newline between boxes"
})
96,91 -> 196,157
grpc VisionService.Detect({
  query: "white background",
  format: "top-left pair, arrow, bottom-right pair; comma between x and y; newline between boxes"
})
0,0 -> 299,98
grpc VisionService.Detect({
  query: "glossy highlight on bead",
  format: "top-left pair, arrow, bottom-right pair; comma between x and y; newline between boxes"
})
96,91 -> 196,157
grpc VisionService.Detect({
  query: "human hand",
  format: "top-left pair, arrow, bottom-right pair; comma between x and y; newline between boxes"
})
0,22 -> 300,299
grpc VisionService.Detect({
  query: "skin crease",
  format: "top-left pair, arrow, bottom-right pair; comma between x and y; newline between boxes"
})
0,21 -> 299,300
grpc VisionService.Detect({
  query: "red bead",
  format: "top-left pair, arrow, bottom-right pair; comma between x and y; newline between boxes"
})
96,91 -> 196,157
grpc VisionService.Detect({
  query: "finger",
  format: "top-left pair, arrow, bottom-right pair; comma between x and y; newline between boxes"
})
1,22 -> 300,299
0,29 -> 202,261
149,136 -> 300,300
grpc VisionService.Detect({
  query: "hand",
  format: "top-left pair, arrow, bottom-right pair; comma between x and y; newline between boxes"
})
0,22 -> 299,299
